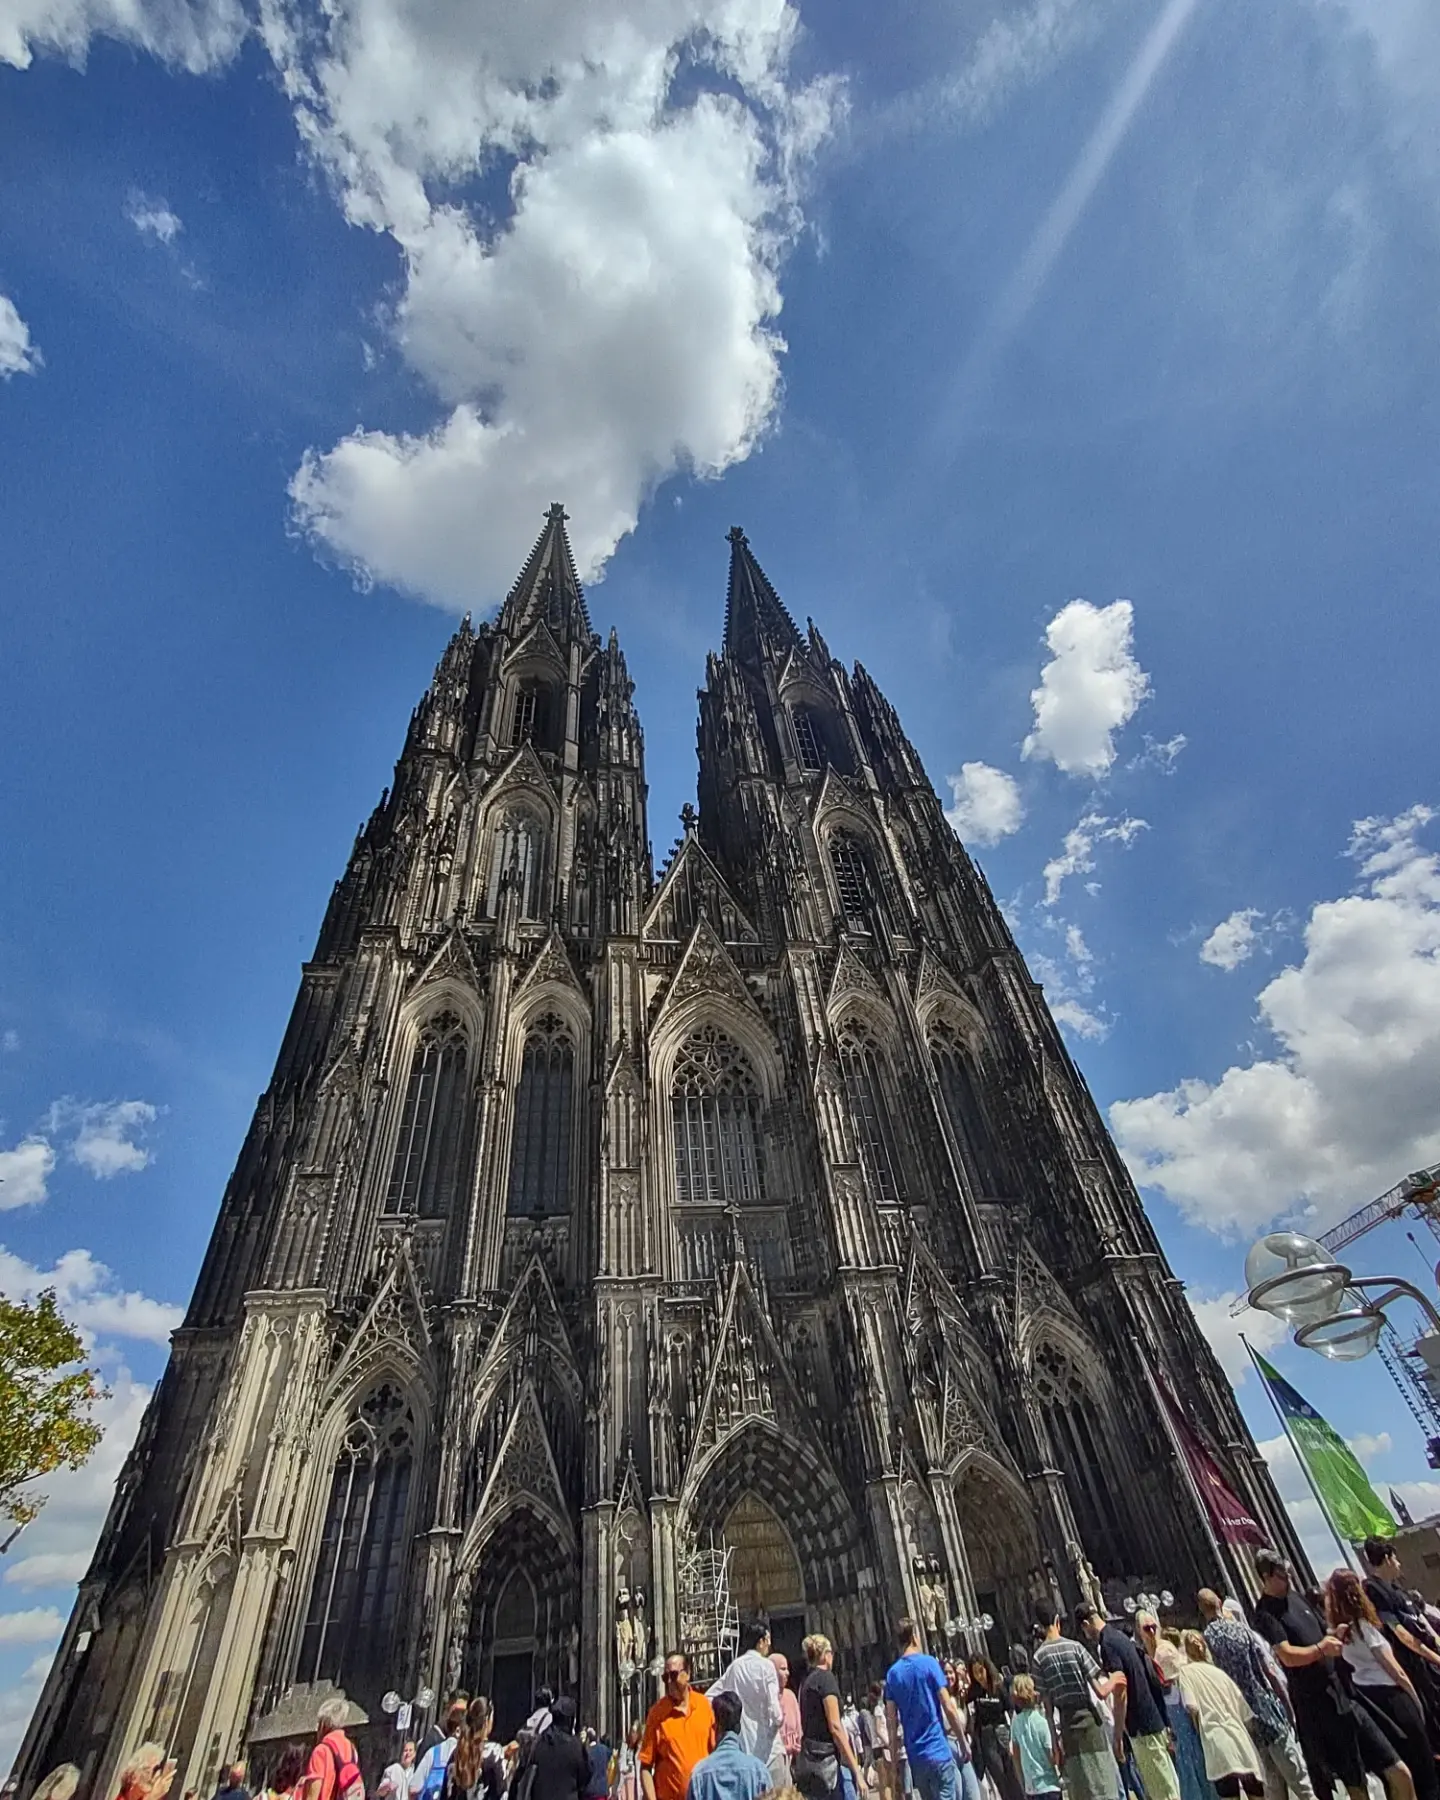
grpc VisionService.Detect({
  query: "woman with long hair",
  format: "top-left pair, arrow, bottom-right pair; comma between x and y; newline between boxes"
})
1326,1569 -> 1436,1800
967,1659 -> 1023,1800
449,1695 -> 504,1800
1144,1622 -> 1216,1800
266,1750 -> 308,1800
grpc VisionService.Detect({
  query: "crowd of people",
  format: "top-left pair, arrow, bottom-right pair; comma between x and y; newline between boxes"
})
23,1537 -> 1440,1800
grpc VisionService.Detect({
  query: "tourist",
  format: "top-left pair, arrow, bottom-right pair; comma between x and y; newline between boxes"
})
967,1658 -> 1022,1800
1030,1601 -> 1119,1800
617,1725 -> 644,1800
214,1764 -> 250,1800
523,1696 -> 591,1800
798,1633 -> 865,1800
1007,1675 -> 1059,1800
1325,1570 -> 1437,1800
31,1767 -> 80,1800
1151,1628 -> 1218,1800
939,1663 -> 980,1800
1174,1633 -> 1265,1799
1363,1538 -> 1440,1740
450,1697 -> 505,1800
710,1619 -> 784,1767
882,1617 -> 968,1800
584,1728 -> 613,1800
1253,1548 -> 1414,1800
379,1744 -> 417,1800
688,1689 -> 774,1800
774,1656 -> 803,1786
529,1690 -> 558,1739
116,1747 -> 177,1800
1196,1590 -> 1311,1800
300,1703 -> 365,1800
422,1696 -> 472,1758
1076,1604 -> 1180,1800
412,1701 -> 469,1800
264,1751 -> 308,1800
640,1652 -> 716,1800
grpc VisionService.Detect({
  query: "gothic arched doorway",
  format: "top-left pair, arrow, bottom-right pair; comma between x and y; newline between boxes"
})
953,1456 -> 1044,1662
463,1504 -> 577,1738
723,1493 -> 805,1670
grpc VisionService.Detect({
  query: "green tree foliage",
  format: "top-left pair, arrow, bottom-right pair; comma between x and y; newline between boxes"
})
0,1290 -> 105,1536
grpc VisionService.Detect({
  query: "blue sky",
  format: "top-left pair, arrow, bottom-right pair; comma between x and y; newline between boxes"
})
3,0 -> 1440,1759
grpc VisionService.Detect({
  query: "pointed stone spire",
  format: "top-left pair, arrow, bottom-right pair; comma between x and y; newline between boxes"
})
499,502 -> 593,643
723,525 -> 801,666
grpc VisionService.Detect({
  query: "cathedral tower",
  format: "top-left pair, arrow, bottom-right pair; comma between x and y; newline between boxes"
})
16,517 -> 1304,1795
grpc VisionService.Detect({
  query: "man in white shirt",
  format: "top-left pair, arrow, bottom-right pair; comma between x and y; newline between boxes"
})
709,1620 -> 783,1766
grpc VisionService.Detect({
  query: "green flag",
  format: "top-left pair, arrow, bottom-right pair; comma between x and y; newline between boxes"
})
1254,1352 -> 1397,1542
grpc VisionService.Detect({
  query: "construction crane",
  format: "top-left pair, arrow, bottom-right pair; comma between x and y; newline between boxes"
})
1319,1164 -> 1440,1255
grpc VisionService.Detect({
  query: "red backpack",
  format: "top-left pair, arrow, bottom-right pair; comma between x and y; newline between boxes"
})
323,1732 -> 366,1800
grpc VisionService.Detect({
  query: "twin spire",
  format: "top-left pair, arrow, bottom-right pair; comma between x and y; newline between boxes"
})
500,508 -> 801,668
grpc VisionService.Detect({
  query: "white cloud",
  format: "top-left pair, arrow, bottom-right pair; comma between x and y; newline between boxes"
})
0,1606 -> 63,1644
0,1651 -> 57,1771
1112,805 -> 1440,1236
1,1032 -> 19,1053
1064,922 -> 1091,965
124,189 -> 182,243
1030,948 -> 1109,1041
1041,808 -> 1148,905
1200,908 -> 1264,971
1129,732 -> 1187,774
3,1552 -> 88,1591
0,294 -> 41,378
0,1245 -> 183,1346
945,762 -> 1025,844
0,0 -> 243,70
0,1138 -> 53,1210
1186,1290 -> 1286,1385
1350,1431 -> 1392,1466
47,1098 -> 156,1177
272,0 -> 842,610
1023,599 -> 1152,777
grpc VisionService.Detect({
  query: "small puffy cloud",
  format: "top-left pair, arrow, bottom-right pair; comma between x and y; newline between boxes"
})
3,1553 -> 87,1591
1129,732 -> 1187,774
945,762 -> 1025,844
1041,809 -> 1148,906
0,294 -> 41,378
1,1032 -> 19,1053
1022,599 -> 1151,777
1187,1290 -> 1287,1385
0,1607 -> 63,1644
0,1244 -> 183,1346
0,1651 -> 56,1769
48,1098 -> 156,1177
1200,909 -> 1264,971
0,0 -> 244,70
1112,806 -> 1440,1236
0,1138 -> 53,1210
124,189 -> 182,244
1029,948 -> 1109,1041
1350,1432 -> 1392,1466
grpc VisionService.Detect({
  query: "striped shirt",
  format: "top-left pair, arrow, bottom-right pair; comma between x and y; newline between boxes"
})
1032,1638 -> 1102,1717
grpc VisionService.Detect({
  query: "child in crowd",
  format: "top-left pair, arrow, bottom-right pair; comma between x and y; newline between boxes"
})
1009,1675 -> 1061,1800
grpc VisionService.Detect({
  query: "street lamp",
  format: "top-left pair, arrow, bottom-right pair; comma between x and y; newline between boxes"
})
1244,1231 -> 1440,1362
1122,1590 -> 1173,1616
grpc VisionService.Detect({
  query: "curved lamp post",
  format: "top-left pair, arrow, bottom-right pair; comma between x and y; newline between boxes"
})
1244,1231 -> 1440,1361
1122,1589 -> 1173,1616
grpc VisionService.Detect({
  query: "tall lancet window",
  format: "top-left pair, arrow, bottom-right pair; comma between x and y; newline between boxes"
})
384,1012 -> 468,1216
929,1023 -> 1003,1197
792,706 -> 825,772
510,680 -> 552,749
487,810 -> 543,918
507,1013 -> 575,1217
838,1020 -> 905,1203
671,1026 -> 766,1207
299,1384 -> 415,1697
829,834 -> 872,932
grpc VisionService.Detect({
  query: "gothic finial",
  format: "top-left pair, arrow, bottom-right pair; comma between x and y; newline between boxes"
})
727,525 -> 747,546
547,502 -> 569,522
680,802 -> 698,834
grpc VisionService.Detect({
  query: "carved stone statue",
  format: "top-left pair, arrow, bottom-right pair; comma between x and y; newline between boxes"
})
615,1585 -> 637,1668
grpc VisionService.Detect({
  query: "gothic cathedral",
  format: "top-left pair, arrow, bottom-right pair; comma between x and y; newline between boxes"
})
17,510 -> 1305,1793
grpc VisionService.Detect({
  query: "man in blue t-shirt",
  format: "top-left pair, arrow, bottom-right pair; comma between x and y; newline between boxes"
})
883,1618 -> 968,1800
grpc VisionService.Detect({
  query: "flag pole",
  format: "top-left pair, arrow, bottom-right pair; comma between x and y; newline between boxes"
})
1242,1335 -> 1358,1575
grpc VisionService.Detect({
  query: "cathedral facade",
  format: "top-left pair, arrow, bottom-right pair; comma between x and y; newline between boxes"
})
17,512 -> 1306,1793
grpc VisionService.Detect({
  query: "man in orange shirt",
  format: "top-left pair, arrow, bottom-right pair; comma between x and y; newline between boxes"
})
640,1652 -> 716,1800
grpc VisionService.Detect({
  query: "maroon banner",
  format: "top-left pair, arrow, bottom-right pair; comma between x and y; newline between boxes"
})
1156,1371 -> 1266,1546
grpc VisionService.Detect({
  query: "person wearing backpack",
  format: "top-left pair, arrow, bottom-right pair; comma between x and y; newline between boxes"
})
412,1703 -> 470,1800
301,1702 -> 365,1800
524,1697 -> 591,1800
446,1698 -> 505,1800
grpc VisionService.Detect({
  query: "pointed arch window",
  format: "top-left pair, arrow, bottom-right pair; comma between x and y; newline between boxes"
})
671,1026 -> 766,1207
507,1013 -> 575,1217
792,706 -> 825,773
299,1384 -> 415,1697
1033,1343 -> 1126,1578
838,1020 -> 905,1204
829,833 -> 872,932
384,1012 -> 468,1217
510,680 -> 552,749
487,810 -> 543,918
930,1022 -> 1003,1196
